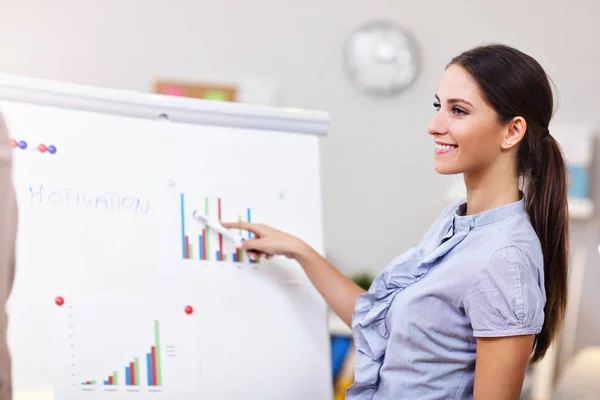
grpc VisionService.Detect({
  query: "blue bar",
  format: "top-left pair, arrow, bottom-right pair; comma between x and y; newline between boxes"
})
104,380 -> 108,385
216,250 -> 220,260
199,235 -> 203,260
147,353 -> 152,386
125,367 -> 130,385
247,208 -> 252,239
180,194 -> 186,259
233,253 -> 237,262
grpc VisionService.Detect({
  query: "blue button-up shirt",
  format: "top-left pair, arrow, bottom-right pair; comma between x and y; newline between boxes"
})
348,196 -> 546,399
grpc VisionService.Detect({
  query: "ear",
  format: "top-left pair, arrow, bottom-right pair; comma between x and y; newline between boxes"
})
501,117 -> 527,150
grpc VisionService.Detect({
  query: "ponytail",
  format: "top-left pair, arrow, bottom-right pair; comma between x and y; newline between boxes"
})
523,135 -> 570,362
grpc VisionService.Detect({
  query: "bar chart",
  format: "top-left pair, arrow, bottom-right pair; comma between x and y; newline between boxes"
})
179,193 -> 259,265
88,320 -> 162,388
54,296 -> 201,398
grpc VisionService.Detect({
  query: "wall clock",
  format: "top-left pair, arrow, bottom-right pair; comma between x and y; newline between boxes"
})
343,20 -> 420,97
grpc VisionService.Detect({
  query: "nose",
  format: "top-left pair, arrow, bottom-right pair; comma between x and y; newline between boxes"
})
427,112 -> 448,137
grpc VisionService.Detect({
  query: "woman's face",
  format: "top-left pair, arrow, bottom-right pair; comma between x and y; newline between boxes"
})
427,64 -> 507,176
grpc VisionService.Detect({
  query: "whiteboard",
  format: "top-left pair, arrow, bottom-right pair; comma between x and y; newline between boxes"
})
0,74 -> 332,400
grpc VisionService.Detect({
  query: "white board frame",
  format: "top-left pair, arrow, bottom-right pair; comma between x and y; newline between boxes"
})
0,73 -> 329,137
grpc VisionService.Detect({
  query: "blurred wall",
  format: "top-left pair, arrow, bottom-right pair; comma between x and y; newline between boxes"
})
0,0 -> 598,370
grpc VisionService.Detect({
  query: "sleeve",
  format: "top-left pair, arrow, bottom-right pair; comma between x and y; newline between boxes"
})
463,245 -> 546,337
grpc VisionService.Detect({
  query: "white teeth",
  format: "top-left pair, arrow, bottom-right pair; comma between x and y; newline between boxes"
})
436,143 -> 457,150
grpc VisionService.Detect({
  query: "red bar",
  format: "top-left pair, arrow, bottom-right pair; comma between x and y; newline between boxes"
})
202,229 -> 207,260
184,236 -> 189,259
130,362 -> 135,385
86,381 -> 91,385
151,346 -> 157,386
108,376 -> 113,385
236,248 -> 240,262
217,198 -> 223,260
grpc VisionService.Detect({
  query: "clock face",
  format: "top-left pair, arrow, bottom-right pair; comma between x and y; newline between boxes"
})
343,20 -> 420,97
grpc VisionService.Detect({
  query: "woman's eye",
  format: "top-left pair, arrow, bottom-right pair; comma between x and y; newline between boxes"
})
452,107 -> 468,116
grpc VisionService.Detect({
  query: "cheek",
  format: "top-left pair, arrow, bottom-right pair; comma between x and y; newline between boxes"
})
454,126 -> 499,162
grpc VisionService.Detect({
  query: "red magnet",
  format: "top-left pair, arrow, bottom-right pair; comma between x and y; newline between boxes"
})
10,139 -> 17,149
184,305 -> 193,315
37,144 -> 47,153
55,296 -> 64,306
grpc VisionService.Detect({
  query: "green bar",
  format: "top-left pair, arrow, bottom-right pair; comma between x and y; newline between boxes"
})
90,380 -> 96,385
134,357 -> 140,386
205,228 -> 210,261
237,216 -> 244,263
223,254 -> 227,261
189,245 -> 193,260
204,196 -> 209,215
113,372 -> 118,385
155,321 -> 162,386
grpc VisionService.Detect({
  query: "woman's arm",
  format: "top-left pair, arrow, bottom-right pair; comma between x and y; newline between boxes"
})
473,335 -> 535,400
293,245 -> 365,326
465,246 -> 545,399
220,222 -> 365,326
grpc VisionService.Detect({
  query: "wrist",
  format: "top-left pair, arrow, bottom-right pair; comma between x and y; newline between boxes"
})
289,238 -> 314,261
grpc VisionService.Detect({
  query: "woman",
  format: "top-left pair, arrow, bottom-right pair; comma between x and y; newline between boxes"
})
223,44 -> 569,399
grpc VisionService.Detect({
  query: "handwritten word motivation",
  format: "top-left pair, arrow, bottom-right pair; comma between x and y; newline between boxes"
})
29,185 -> 150,214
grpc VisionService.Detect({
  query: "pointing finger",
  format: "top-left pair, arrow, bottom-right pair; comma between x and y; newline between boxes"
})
221,221 -> 265,236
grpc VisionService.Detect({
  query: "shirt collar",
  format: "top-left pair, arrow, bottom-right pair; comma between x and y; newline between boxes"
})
452,192 -> 527,230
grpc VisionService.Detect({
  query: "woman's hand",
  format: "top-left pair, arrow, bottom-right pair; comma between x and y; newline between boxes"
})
223,220 -> 365,326
220,221 -> 309,261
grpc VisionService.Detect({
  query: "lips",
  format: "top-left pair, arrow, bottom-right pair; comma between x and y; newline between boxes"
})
434,141 -> 458,155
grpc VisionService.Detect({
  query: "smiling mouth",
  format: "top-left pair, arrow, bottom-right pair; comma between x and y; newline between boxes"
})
435,142 -> 458,155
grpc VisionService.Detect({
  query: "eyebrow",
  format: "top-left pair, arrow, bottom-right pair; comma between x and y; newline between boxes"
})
434,94 -> 474,107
